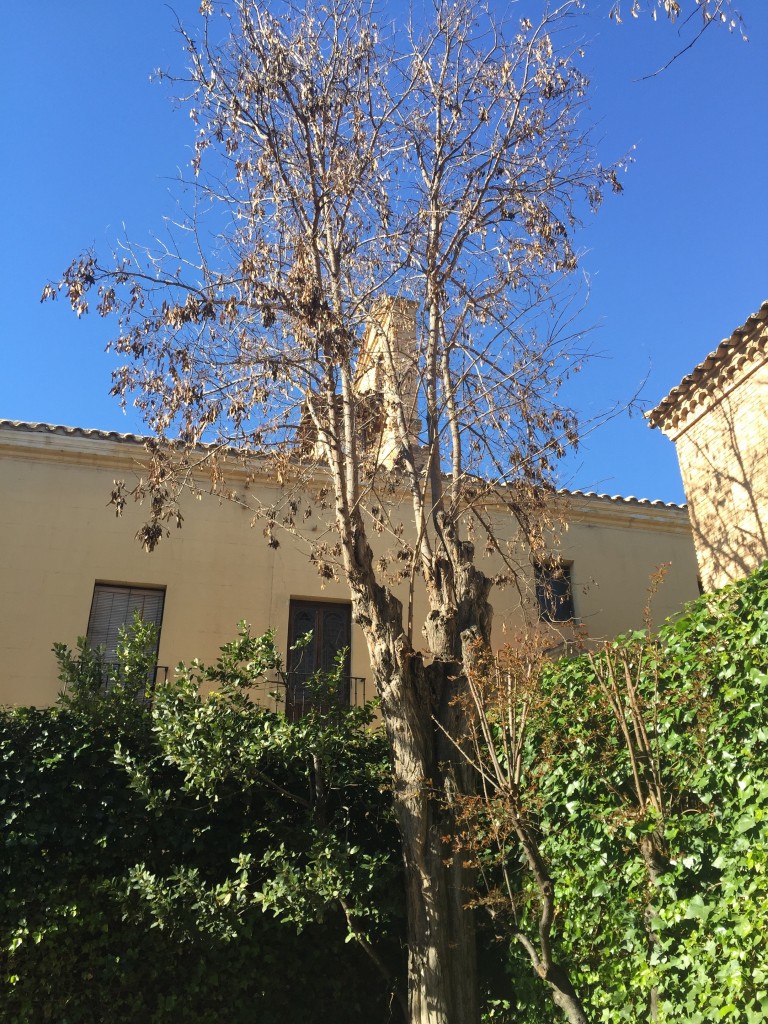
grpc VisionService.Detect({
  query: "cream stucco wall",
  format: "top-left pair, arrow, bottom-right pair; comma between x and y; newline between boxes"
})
649,302 -> 768,593
1,426 -> 369,706
660,356 -> 768,591
474,492 -> 699,648
0,423 -> 700,706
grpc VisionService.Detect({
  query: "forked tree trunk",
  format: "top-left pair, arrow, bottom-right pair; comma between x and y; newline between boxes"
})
546,973 -> 590,1024
350,542 -> 491,1024
511,797 -> 591,1024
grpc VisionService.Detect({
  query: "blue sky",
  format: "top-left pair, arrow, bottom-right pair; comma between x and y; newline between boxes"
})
1,2 -> 766,504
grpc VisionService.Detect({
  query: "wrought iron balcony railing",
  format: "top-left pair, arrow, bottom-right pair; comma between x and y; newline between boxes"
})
68,665 -> 364,717
98,663 -> 169,703
248,672 -> 367,719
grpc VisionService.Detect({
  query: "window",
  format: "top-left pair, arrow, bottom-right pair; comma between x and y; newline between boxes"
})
87,583 -> 165,662
286,599 -> 352,718
534,562 -> 574,623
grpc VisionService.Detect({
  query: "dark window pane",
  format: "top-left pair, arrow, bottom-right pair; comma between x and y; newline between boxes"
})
288,607 -> 317,675
287,600 -> 352,717
534,563 -> 574,623
321,608 -> 349,672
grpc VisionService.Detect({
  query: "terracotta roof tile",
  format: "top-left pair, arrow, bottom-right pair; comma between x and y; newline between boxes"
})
648,300 -> 768,431
0,419 -> 152,443
0,419 -> 688,512
555,487 -> 685,511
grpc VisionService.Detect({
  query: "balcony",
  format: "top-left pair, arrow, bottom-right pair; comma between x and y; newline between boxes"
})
98,663 -> 169,703
68,664 -> 365,717
249,672 -> 367,719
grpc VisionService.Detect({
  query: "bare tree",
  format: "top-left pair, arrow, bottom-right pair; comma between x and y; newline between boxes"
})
609,0 -> 742,31
452,639 -> 592,1024
609,0 -> 746,77
45,2 -> 622,1020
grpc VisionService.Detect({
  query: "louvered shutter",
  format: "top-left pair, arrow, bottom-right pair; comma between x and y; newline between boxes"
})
86,584 -> 165,660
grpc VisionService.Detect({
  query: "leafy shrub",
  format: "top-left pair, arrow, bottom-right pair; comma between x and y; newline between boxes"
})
513,562 -> 768,1022
0,620 -> 403,1024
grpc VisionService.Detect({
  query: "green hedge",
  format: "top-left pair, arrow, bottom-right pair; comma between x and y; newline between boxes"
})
0,626 -> 402,1024
508,563 -> 768,1022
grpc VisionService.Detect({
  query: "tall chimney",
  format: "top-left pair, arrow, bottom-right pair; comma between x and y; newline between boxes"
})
355,297 -> 421,469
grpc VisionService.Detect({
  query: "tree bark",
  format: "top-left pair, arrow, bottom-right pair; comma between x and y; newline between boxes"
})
511,826 -> 591,1024
639,834 -> 669,1022
393,687 -> 479,1024
547,970 -> 590,1024
349,534 -> 490,1024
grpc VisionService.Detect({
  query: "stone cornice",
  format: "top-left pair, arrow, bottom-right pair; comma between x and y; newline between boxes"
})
0,419 -> 281,487
1,419 -> 689,533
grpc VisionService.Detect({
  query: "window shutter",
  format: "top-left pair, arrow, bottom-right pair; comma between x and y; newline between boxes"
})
286,600 -> 352,717
86,584 -> 165,661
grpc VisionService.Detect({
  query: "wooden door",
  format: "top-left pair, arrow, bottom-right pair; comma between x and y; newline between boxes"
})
286,600 -> 351,717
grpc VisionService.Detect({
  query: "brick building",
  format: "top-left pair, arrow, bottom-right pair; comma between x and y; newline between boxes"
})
648,301 -> 768,592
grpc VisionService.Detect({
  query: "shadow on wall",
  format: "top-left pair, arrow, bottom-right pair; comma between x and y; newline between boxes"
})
648,300 -> 768,593
683,386 -> 768,590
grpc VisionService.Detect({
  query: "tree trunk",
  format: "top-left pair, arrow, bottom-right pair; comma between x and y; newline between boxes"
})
351,576 -> 488,1022
512,822 -> 592,1024
370,632 -> 479,1022
547,971 -> 590,1024
397,748 -> 479,1024
639,834 -> 669,1022
344,509 -> 493,1023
